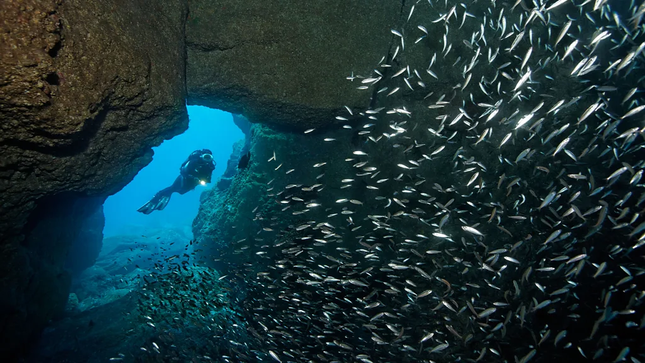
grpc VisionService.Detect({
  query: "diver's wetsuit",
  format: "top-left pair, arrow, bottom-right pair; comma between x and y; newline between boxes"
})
138,149 -> 216,214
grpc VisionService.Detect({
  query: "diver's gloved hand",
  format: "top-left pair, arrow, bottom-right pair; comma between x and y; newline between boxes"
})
137,193 -> 171,214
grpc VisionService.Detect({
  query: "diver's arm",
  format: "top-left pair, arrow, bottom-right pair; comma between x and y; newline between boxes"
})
180,161 -> 191,176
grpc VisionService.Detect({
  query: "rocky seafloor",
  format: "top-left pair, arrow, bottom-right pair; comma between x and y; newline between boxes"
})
27,227 -> 246,363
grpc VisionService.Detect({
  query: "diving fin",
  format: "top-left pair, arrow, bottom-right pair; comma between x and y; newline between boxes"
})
137,194 -> 171,214
156,195 -> 170,211
137,199 -> 156,215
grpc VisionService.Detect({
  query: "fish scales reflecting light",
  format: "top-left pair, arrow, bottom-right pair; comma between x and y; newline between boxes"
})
110,1 -> 645,362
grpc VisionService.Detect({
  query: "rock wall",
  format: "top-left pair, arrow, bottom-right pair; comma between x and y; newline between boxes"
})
185,0 -> 401,129
0,0 -> 188,356
215,114 -> 252,190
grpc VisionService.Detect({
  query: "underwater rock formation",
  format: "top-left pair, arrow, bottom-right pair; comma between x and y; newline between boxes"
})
65,228 -> 192,313
0,0 -> 188,356
28,265 -> 242,363
185,0 -> 402,129
217,114 -> 252,190
232,113 -> 253,141
216,139 -> 245,191
95,229 -> 191,276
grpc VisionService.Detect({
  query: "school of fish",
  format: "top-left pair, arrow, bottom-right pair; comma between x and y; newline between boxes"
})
140,0 -> 645,362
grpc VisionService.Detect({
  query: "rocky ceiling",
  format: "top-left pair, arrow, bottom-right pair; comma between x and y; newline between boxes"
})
0,0 -> 400,357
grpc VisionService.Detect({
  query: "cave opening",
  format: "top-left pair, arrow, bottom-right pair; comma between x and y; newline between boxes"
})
102,106 -> 244,239
62,105 -> 248,294
30,106 -> 248,358
62,105 -> 245,313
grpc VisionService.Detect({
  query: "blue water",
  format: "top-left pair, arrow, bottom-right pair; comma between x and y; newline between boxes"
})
102,106 -> 243,237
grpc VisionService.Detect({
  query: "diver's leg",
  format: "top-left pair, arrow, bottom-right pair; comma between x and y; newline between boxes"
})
154,176 -> 184,210
168,175 -> 184,194
177,175 -> 199,195
137,177 -> 183,214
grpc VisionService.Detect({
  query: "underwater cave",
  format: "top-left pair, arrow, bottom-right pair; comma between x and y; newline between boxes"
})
52,106 -> 249,349
102,106 -> 244,238
1,0 -> 645,362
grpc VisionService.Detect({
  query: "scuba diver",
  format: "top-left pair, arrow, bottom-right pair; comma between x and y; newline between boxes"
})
137,149 -> 216,214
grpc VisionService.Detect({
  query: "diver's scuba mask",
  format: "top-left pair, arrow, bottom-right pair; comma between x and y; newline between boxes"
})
201,153 -> 213,162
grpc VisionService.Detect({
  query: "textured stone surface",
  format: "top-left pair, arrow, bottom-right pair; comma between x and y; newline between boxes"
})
232,113 -> 252,139
186,0 -> 402,129
215,114 -> 252,190
216,138 -> 245,191
0,0 -> 187,356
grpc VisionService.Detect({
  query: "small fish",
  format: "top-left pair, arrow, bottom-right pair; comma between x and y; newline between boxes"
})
547,0 -> 569,12
606,166 -> 628,180
518,349 -> 536,363
613,347 -> 629,362
420,332 -> 434,343
554,20 -> 572,47
621,105 -> 645,119
534,300 -> 552,310
553,137 -> 570,156
539,191 -> 557,209
269,350 -> 282,363
544,229 -> 562,244
513,69 -> 531,91
554,330 -> 567,346
478,307 -> 497,319
462,226 -> 484,237
566,254 -> 587,264
562,40 -> 578,60
429,343 -> 449,354
431,145 -> 445,156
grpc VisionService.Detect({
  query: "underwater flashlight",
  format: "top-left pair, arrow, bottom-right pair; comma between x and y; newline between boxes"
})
200,180 -> 206,186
